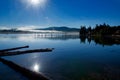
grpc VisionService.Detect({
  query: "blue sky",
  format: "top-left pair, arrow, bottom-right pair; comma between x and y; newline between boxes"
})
0,0 -> 120,28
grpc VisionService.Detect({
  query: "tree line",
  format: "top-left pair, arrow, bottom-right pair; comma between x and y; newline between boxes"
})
80,23 -> 120,36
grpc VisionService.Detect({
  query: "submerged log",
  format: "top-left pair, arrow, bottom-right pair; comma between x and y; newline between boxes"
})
0,45 -> 29,52
0,58 -> 49,80
0,48 -> 54,57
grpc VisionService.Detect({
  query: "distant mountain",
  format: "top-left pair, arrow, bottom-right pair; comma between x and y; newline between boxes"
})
0,29 -> 30,33
35,26 -> 80,32
0,26 -> 80,33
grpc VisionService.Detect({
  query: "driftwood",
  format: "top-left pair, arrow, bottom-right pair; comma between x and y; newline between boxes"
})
0,45 -> 29,52
0,58 -> 49,80
0,48 -> 54,57
0,46 -> 54,80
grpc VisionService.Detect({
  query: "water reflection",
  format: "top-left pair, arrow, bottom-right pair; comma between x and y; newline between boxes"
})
79,35 -> 120,46
32,63 -> 40,72
0,33 -> 79,41
0,33 -> 120,80
0,34 -> 119,46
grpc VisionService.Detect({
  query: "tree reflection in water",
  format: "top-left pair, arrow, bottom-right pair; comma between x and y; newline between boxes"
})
79,35 -> 120,46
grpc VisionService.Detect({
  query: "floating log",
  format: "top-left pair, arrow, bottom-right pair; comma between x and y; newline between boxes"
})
0,45 -> 29,52
0,58 -> 49,80
0,48 -> 54,57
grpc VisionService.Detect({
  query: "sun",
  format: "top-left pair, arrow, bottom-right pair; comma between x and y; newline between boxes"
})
30,0 -> 40,5
30,0 -> 44,6
24,0 -> 47,8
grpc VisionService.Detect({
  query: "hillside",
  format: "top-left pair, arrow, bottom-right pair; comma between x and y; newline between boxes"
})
35,26 -> 80,32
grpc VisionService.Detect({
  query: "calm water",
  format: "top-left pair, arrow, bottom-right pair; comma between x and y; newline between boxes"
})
0,34 -> 120,80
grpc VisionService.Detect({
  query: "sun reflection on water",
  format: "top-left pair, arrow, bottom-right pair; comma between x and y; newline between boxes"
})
32,63 -> 40,72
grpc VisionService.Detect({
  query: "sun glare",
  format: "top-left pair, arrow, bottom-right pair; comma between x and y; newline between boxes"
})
30,0 -> 42,5
25,0 -> 47,8
33,64 -> 40,72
